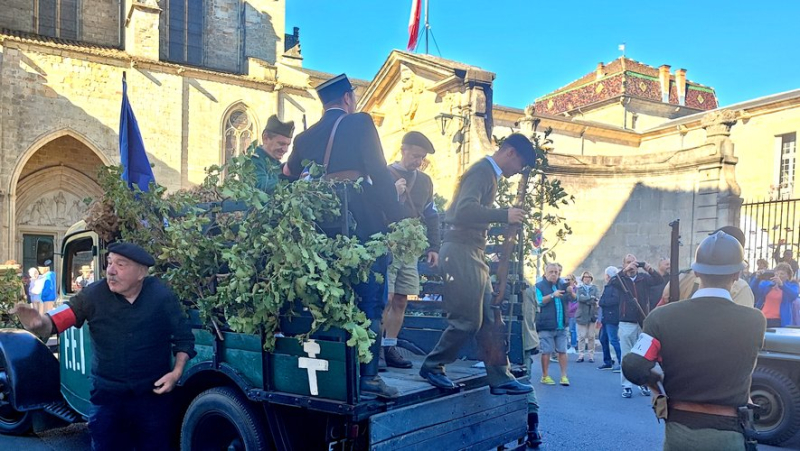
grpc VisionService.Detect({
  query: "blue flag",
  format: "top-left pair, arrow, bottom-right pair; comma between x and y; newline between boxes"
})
119,72 -> 155,192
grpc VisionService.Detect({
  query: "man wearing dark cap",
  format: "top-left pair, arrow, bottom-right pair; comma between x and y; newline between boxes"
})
284,73 -> 404,399
248,114 -> 295,192
660,226 -> 755,308
419,133 -> 536,397
622,232 -> 765,450
14,242 -> 196,450
382,131 -> 440,369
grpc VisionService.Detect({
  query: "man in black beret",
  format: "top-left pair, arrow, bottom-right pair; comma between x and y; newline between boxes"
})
248,114 -> 295,192
382,131 -> 439,369
14,242 -> 195,450
284,73 -> 405,399
420,133 -> 536,395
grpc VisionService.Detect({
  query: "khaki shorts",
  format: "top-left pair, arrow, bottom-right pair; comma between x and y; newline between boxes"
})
387,259 -> 420,295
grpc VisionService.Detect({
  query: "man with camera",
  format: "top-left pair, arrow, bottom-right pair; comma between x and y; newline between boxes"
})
608,253 -> 663,398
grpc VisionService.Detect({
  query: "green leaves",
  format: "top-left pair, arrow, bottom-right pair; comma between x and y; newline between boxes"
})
88,158 -> 402,362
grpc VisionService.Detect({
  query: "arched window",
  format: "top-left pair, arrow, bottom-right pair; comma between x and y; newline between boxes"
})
165,0 -> 204,65
223,108 -> 255,164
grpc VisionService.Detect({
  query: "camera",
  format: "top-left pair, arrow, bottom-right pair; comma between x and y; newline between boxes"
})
758,270 -> 776,280
637,261 -> 646,268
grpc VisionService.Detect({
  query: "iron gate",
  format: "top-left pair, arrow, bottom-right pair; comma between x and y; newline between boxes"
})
740,198 -> 800,272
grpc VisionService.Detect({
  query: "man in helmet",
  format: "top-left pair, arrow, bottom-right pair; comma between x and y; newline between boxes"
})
622,232 -> 766,450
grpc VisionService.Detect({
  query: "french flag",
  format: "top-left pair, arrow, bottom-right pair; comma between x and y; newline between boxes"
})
407,0 -> 422,52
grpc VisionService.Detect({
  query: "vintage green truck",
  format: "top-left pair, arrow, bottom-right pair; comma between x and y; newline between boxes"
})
751,326 -> 800,446
0,215 -> 529,450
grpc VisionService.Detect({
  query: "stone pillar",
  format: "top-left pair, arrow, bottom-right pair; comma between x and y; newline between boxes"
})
464,68 -> 495,165
675,69 -> 687,106
658,65 -> 671,103
125,0 -> 161,61
692,109 -> 742,247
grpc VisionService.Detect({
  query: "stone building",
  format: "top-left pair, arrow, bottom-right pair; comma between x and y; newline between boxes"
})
1,1 -> 798,282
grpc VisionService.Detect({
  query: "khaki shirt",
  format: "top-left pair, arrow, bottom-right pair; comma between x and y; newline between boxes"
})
661,273 -> 755,308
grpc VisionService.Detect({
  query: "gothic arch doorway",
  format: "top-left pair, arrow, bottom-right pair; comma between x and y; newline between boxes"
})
12,134 -> 106,275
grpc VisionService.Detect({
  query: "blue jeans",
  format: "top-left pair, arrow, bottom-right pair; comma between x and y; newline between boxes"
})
89,390 -> 175,451
353,254 -> 389,320
568,317 -> 577,348
600,323 -> 622,365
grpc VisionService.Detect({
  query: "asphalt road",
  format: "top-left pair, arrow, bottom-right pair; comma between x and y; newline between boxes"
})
2,356 -> 799,450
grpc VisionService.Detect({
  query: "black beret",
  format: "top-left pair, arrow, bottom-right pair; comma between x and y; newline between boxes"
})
402,131 -> 435,154
108,242 -> 155,267
316,73 -> 354,104
503,133 -> 537,167
263,114 -> 295,138
710,226 -> 745,247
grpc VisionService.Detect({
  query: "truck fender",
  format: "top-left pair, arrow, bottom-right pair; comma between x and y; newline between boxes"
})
180,362 -> 255,396
0,330 -> 62,410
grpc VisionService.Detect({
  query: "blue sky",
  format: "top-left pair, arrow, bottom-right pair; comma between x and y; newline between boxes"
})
286,1 -> 800,109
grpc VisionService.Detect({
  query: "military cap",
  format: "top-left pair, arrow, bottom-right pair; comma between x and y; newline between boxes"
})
263,114 -> 295,138
402,131 -> 435,154
502,133 -> 538,167
691,232 -> 746,275
108,242 -> 155,267
316,73 -> 354,104
710,225 -> 745,247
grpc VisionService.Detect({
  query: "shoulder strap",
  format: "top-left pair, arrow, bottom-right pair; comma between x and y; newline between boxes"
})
323,114 -> 347,170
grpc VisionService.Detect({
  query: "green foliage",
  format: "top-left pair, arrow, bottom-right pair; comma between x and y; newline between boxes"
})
0,267 -> 24,328
90,156 -> 426,362
494,122 -> 575,278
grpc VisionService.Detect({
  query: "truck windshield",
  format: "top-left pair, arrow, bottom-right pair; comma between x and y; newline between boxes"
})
64,237 -> 95,295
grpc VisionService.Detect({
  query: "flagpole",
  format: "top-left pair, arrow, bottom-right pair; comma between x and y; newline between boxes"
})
425,0 -> 429,54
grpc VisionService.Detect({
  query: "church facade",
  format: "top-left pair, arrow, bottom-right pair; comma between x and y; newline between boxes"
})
1,1 -> 798,280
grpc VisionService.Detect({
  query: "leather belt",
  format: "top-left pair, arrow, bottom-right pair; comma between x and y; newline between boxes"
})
323,170 -> 365,181
671,401 -> 737,418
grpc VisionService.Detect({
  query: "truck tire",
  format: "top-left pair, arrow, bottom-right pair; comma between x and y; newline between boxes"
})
180,386 -> 268,451
0,357 -> 32,435
751,366 -> 800,445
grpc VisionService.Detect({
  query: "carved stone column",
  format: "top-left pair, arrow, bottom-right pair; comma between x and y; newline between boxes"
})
697,109 -> 742,237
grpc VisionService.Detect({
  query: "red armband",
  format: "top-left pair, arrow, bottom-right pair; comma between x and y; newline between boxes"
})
630,333 -> 661,362
48,304 -> 77,333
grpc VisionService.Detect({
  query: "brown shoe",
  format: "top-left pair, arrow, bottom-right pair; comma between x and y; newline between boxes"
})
384,346 -> 413,369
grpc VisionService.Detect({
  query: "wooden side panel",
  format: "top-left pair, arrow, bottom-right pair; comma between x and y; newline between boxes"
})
270,336 -> 348,400
369,387 -> 527,450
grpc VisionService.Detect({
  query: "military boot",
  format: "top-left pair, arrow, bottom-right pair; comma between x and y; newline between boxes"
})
384,345 -> 413,369
360,323 -> 399,399
526,412 -> 542,448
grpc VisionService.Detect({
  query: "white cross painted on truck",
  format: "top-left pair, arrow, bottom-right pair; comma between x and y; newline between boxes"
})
298,340 -> 329,396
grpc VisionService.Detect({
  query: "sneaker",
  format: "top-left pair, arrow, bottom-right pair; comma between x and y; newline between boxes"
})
622,388 -> 632,398
640,385 -> 652,397
588,358 -> 594,363
540,376 -> 555,385
597,363 -> 613,370
576,357 -> 584,363
559,376 -> 570,386
549,355 -> 559,363
566,348 -> 577,354
612,364 -> 621,373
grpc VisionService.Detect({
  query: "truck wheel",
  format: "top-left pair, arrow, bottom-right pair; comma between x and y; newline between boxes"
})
751,366 -> 800,445
180,387 -> 268,451
0,360 -> 32,435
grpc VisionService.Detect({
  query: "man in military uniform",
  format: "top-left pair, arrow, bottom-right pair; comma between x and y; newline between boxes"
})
419,133 -> 535,397
284,74 -> 404,399
382,131 -> 440,369
248,114 -> 294,192
622,232 -> 766,450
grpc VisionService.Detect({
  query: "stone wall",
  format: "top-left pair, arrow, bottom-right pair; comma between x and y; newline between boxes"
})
0,0 -> 35,33
82,0 -> 121,47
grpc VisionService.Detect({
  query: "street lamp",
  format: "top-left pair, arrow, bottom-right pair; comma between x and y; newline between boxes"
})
434,112 -> 468,135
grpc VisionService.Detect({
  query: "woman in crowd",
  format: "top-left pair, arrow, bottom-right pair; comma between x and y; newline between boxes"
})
566,274 -> 579,352
575,271 -> 600,363
754,262 -> 798,327
28,267 -> 44,314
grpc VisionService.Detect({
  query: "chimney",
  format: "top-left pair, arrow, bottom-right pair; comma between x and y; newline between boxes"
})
658,65 -> 671,103
125,0 -> 161,60
596,62 -> 605,80
675,68 -> 687,106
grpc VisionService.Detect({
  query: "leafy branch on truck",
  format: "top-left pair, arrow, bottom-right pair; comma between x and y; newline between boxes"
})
84,155 -> 427,362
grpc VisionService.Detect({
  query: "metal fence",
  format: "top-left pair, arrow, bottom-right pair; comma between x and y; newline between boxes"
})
740,198 -> 800,270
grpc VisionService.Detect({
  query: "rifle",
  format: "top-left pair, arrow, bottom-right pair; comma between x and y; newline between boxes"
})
668,220 -> 680,303
482,167 -> 532,365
